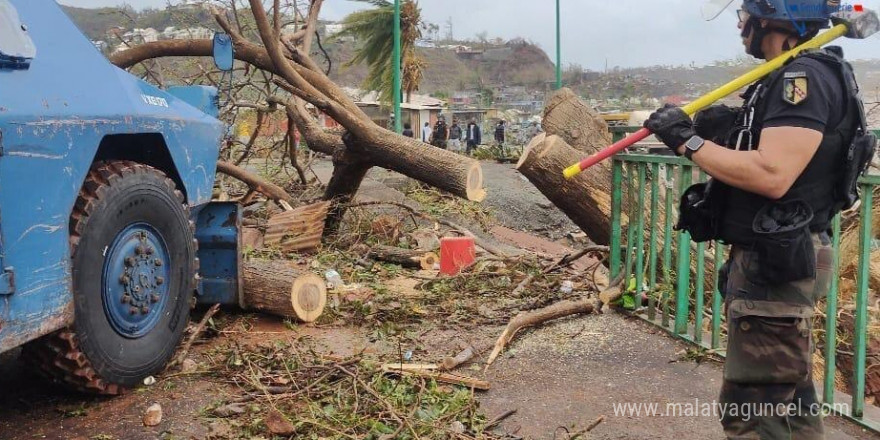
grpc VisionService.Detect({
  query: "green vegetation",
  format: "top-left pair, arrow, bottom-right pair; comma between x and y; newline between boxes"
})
333,0 -> 425,104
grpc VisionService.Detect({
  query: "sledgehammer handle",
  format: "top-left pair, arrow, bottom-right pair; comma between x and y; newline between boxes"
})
563,23 -> 849,179
562,128 -> 651,178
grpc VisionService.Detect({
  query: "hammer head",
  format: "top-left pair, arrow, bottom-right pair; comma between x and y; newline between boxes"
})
832,8 -> 880,39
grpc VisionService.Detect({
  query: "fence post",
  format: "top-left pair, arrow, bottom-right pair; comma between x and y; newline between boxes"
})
662,164 -> 675,327
610,160 -> 623,281
674,164 -> 693,335
711,243 -> 724,349
648,163 -> 660,320
824,214 -> 841,404
852,185 -> 873,418
635,164 -> 647,310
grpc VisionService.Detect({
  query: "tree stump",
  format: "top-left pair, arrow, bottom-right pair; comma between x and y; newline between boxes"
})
242,260 -> 327,322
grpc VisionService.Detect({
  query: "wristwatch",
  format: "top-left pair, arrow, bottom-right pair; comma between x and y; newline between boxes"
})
683,135 -> 706,160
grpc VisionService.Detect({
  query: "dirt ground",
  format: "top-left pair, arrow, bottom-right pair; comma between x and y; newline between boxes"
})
1,159 -> 877,439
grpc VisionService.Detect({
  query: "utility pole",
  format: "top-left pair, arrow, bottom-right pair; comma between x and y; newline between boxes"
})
392,0 -> 402,133
555,0 -> 561,89
446,17 -> 453,42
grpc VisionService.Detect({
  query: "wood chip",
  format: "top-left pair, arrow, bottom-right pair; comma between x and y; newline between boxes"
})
265,409 -> 295,435
143,403 -> 162,427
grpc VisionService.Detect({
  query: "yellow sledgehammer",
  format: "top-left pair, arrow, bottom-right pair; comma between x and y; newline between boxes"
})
562,9 -> 880,179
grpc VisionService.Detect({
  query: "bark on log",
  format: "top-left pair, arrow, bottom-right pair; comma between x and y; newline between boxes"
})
242,260 -> 327,322
264,201 -> 331,253
486,298 -> 597,368
323,135 -> 373,234
542,88 -> 613,153
355,133 -> 486,202
368,245 -> 439,270
216,161 -> 293,204
516,134 -> 614,245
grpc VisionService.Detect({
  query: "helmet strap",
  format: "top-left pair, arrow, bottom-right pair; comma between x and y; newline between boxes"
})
743,17 -> 768,59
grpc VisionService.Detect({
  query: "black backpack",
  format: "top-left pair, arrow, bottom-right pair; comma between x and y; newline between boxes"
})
808,48 -> 877,212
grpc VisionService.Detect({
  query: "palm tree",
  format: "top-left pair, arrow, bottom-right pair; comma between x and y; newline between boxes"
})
334,0 -> 425,104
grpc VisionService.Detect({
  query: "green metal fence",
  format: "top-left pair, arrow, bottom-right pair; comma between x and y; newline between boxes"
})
608,126 -> 880,430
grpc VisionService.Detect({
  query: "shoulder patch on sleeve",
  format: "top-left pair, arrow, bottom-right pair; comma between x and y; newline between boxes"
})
782,76 -> 809,105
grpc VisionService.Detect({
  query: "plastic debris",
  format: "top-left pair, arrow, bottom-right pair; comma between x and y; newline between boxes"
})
324,269 -> 343,290
560,280 -> 574,294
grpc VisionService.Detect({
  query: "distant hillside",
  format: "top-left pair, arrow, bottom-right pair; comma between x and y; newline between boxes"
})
61,5 -> 557,94
62,5 -> 216,39
62,4 -> 879,113
325,38 -> 555,96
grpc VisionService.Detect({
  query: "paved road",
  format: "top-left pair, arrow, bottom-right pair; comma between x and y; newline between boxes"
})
366,160 -> 579,241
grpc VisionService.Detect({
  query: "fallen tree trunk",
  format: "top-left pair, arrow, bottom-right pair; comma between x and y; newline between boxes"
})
247,3 -> 487,204
242,260 -> 327,322
349,132 -> 487,202
216,161 -> 293,204
486,298 -> 597,368
264,201 -> 331,253
517,134 -> 615,245
113,6 -> 487,208
368,245 -> 439,270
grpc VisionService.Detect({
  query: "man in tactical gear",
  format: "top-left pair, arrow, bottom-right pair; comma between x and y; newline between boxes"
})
646,1 -> 873,438
431,115 -> 450,149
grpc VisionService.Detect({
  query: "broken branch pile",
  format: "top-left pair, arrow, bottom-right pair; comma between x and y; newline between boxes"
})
208,341 -> 504,439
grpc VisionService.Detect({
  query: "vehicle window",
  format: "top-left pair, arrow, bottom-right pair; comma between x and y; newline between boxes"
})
0,0 -> 36,60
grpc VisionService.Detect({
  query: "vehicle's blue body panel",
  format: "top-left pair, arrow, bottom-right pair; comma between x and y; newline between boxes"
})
195,202 -> 242,307
167,86 -> 221,119
0,0 -> 225,352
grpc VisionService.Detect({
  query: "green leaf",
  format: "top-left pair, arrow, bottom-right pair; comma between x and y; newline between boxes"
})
622,293 -> 636,310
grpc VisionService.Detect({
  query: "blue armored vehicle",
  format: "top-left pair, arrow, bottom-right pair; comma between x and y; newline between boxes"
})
0,0 -> 242,393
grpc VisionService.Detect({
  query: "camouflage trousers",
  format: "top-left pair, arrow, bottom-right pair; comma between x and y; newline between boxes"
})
719,233 -> 834,439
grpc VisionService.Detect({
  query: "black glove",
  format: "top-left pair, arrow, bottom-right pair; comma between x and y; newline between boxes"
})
644,104 -> 695,154
693,104 -> 741,145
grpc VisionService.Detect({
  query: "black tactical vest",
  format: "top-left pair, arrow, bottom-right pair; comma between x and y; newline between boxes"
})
717,48 -> 861,245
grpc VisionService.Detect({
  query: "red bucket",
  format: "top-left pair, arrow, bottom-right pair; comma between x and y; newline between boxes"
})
439,237 -> 476,275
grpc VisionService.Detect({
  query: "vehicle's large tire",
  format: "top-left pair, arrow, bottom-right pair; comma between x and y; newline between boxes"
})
22,161 -> 196,394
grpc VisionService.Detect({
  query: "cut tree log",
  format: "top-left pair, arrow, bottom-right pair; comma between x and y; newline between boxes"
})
264,201 -> 331,253
242,259 -> 327,322
368,245 -> 439,270
486,299 -> 597,369
517,133 -> 616,245
542,88 -> 613,153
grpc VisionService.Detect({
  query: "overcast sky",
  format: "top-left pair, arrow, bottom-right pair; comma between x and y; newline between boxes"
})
59,0 -> 880,70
